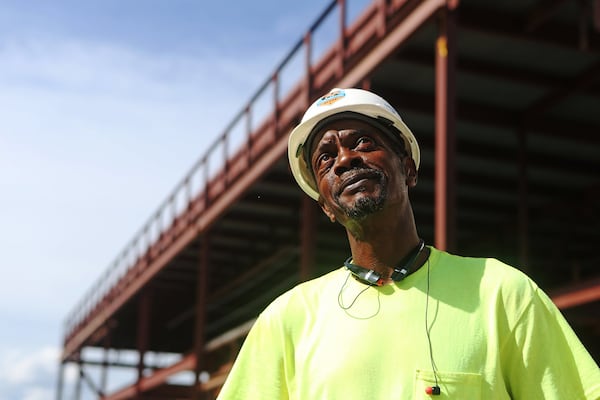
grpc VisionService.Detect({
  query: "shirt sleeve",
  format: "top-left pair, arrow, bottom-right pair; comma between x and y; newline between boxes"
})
501,286 -> 600,400
216,309 -> 291,400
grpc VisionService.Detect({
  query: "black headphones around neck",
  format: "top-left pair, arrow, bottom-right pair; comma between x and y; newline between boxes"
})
343,239 -> 425,286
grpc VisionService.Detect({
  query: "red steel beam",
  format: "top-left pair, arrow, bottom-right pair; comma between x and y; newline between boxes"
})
552,279 -> 600,310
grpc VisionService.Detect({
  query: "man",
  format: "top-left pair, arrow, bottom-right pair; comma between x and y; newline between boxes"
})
217,88 -> 600,399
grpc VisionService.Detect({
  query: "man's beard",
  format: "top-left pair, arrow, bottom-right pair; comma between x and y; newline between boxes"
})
335,169 -> 387,220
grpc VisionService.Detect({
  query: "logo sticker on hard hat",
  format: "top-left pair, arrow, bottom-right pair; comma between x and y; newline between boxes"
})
316,89 -> 345,106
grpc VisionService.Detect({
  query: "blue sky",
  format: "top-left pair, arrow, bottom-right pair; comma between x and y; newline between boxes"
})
0,0 -> 371,398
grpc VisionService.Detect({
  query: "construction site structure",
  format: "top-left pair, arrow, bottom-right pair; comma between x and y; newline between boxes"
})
57,0 -> 600,398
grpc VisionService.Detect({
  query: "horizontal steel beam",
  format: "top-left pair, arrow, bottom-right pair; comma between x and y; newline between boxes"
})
552,279 -> 600,309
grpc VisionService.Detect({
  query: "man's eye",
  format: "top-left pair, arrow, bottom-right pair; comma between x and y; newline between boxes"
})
316,153 -> 333,168
355,136 -> 374,148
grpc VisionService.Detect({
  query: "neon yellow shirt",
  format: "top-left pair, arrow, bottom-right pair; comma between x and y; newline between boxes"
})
217,247 -> 600,399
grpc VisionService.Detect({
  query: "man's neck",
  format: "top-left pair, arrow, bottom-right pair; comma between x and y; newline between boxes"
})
344,208 -> 423,280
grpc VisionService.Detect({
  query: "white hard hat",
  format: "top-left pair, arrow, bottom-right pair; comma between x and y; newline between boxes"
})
288,88 -> 420,200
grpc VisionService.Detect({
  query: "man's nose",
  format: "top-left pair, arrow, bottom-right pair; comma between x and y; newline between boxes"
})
334,147 -> 363,175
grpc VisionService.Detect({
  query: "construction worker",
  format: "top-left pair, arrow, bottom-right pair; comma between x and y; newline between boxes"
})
217,88 -> 600,399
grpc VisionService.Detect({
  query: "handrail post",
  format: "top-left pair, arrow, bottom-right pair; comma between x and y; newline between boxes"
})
170,193 -> 176,233
155,210 -> 163,253
337,0 -> 347,79
304,32 -> 313,108
184,176 -> 192,226
272,73 -> 280,138
203,157 -> 209,207
377,0 -> 388,37
223,134 -> 229,186
245,105 -> 253,165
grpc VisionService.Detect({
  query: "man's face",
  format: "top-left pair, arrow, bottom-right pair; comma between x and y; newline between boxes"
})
308,118 -> 415,224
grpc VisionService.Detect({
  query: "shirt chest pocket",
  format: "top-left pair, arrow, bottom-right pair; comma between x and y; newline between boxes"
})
414,369 -> 482,399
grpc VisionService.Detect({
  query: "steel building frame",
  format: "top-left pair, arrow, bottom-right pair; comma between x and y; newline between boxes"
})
57,0 -> 600,398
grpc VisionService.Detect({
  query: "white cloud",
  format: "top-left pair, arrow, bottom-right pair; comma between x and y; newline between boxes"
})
22,387 -> 55,400
0,345 -> 91,400
1,346 -> 58,386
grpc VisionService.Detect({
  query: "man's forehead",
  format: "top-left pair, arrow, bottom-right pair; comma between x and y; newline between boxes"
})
302,111 -> 407,167
309,119 -> 384,150
318,119 -> 373,133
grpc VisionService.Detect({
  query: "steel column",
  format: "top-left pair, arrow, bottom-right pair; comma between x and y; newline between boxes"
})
434,3 -> 458,251
55,361 -> 64,400
300,197 -> 318,281
136,290 -> 151,397
75,359 -> 82,400
192,234 -> 210,400
101,334 -> 110,397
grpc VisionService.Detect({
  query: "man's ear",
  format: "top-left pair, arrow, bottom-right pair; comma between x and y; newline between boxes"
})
318,199 -> 336,223
404,157 -> 418,187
